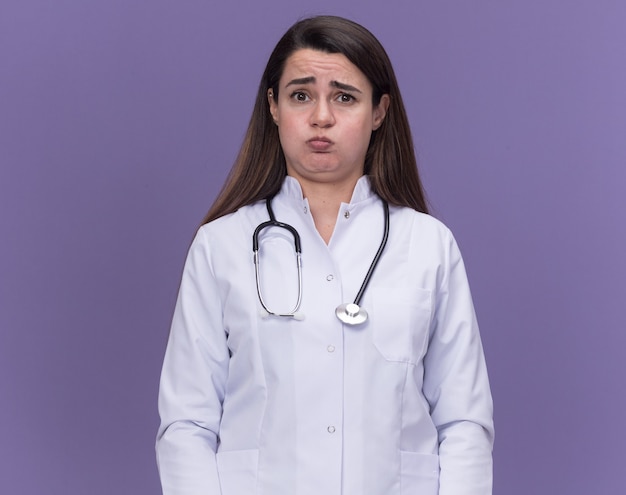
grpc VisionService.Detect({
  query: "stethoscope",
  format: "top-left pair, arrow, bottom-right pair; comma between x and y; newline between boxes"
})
253,197 -> 389,325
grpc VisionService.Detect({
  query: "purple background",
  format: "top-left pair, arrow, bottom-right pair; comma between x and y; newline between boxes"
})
1,1 -> 625,493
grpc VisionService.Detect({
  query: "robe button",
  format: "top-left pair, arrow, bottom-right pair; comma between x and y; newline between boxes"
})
327,426 -> 336,433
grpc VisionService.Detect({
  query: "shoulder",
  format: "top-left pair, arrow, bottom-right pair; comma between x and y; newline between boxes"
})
185,203 -> 263,265
390,205 -> 454,241
388,205 -> 467,269
198,201 -> 264,240
182,203 -> 264,277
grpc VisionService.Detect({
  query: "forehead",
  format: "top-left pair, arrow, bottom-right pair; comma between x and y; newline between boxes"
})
280,48 -> 371,88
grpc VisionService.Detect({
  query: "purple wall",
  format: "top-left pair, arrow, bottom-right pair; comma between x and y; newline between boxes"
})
1,1 -> 625,493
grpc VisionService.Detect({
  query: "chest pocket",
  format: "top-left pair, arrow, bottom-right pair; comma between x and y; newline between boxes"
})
370,287 -> 433,365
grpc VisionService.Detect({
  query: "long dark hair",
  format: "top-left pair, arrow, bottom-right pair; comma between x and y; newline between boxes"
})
202,15 -> 428,224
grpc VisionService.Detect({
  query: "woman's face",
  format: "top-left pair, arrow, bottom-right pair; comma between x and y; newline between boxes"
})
268,49 -> 388,190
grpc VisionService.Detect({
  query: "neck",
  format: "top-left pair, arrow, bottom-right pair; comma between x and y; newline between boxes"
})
296,178 -> 359,244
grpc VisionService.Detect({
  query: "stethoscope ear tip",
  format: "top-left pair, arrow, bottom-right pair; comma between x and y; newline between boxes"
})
258,308 -> 305,320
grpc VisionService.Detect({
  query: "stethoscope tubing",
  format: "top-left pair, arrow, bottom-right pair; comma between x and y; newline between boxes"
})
351,200 -> 389,307
252,199 -> 303,318
252,196 -> 389,324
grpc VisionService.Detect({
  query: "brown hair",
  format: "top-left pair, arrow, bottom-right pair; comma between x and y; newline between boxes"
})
202,15 -> 428,224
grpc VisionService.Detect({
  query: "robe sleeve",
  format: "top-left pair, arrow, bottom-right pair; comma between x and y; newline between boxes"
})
423,228 -> 495,495
156,227 -> 228,495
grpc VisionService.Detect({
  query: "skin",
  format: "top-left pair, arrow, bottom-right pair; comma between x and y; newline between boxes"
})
268,48 -> 389,243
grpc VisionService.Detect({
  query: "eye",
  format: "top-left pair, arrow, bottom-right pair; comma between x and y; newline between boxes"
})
290,91 -> 310,102
337,93 -> 355,103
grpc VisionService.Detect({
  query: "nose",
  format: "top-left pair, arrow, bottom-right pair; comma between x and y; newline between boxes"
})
310,99 -> 335,128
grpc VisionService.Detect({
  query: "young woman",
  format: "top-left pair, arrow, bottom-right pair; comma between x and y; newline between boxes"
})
157,15 -> 494,495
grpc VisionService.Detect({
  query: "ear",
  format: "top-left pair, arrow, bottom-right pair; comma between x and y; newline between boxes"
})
268,89 -> 278,124
372,94 -> 390,130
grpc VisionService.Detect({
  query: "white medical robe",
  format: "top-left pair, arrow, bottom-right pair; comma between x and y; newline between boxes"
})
157,176 -> 494,494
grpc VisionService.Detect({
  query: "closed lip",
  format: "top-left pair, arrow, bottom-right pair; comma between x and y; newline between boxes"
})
307,136 -> 333,151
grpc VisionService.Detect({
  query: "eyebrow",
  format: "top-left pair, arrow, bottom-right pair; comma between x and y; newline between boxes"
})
285,77 -> 362,93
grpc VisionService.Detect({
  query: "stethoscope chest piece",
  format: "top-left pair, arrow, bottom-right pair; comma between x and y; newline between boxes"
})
335,303 -> 368,325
